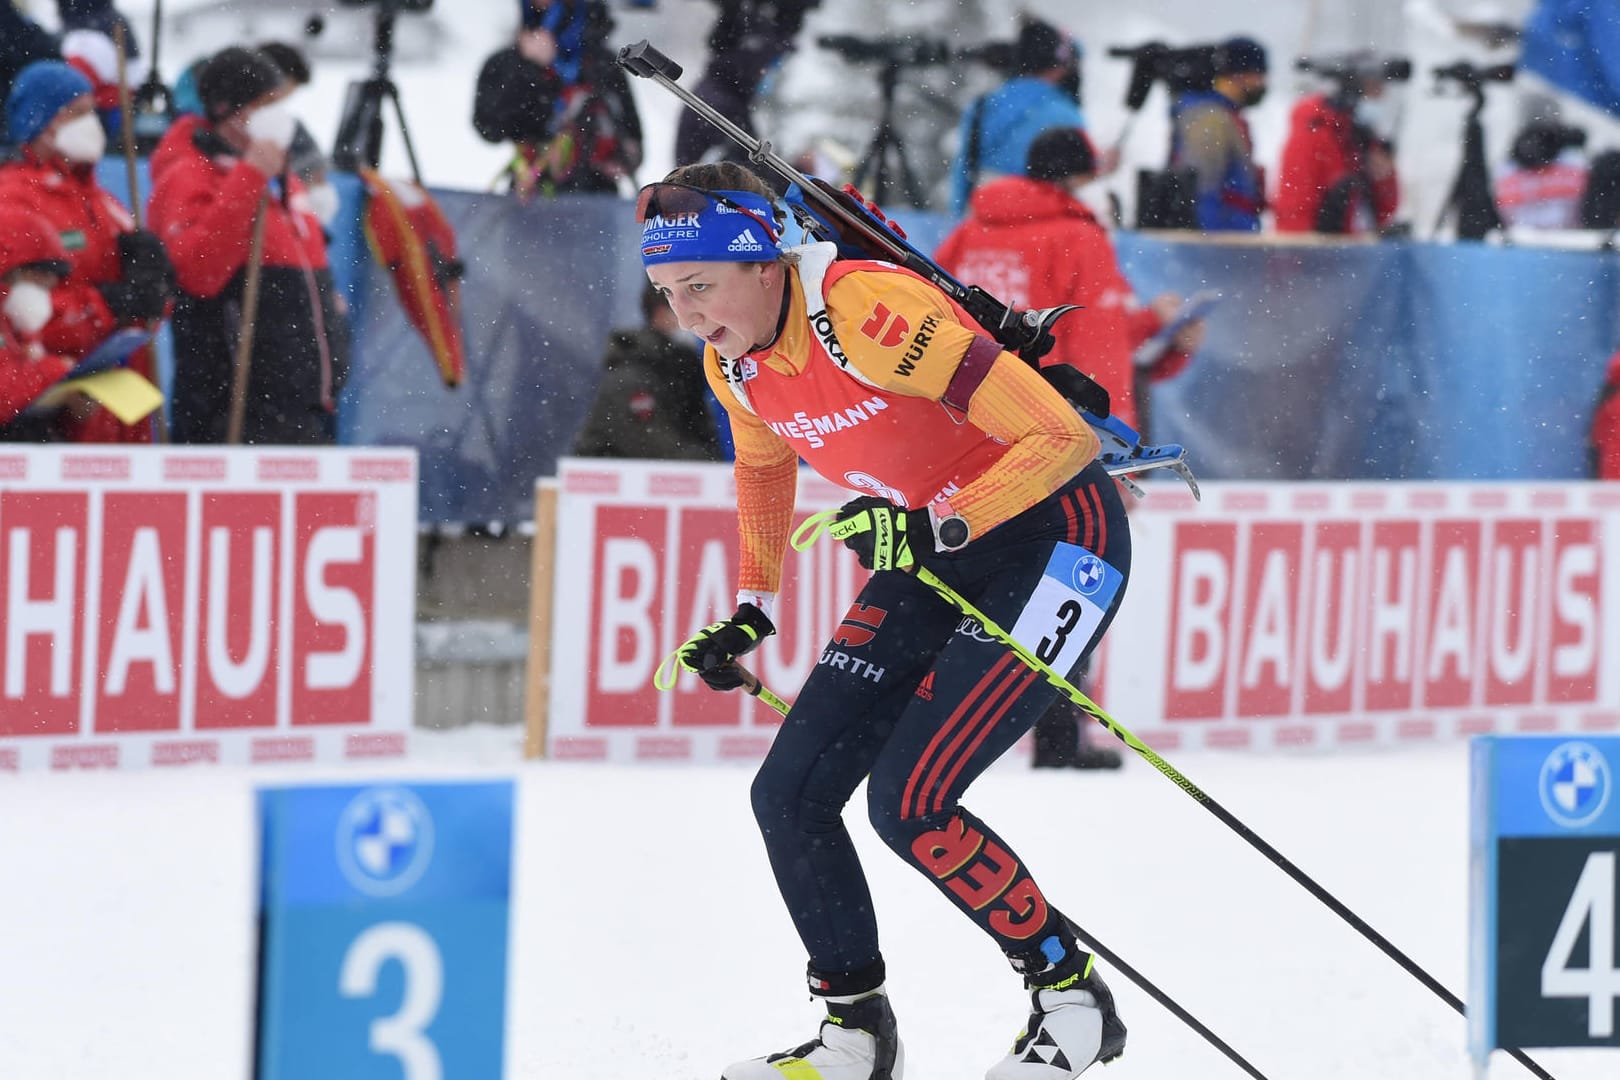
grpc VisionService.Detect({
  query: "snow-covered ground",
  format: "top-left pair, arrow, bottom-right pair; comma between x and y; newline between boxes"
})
0,727 -> 1613,1079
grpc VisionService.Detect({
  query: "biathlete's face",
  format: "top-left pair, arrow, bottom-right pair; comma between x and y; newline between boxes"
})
646,260 -> 782,362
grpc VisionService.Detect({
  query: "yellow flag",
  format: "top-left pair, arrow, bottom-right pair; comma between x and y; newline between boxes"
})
35,368 -> 164,425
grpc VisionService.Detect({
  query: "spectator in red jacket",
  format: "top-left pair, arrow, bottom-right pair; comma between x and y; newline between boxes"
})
935,126 -> 1204,770
935,126 -> 1202,434
1275,70 -> 1400,235
0,207 -> 79,438
146,46 -> 350,445
0,59 -> 174,443
1594,351 -> 1620,481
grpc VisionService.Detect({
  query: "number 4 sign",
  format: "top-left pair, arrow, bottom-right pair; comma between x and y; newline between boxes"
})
255,781 -> 514,1080
1469,736 -> 1620,1071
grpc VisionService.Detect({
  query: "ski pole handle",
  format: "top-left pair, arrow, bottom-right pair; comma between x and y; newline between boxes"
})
652,650 -> 791,716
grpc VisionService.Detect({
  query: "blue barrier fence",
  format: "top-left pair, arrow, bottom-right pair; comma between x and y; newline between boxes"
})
97,164 -> 1620,522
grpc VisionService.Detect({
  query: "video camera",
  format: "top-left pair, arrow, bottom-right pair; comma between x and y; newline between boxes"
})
1296,53 -> 1412,88
1107,42 -> 1219,110
1511,119 -> 1586,169
817,34 -> 1014,72
1433,60 -> 1516,91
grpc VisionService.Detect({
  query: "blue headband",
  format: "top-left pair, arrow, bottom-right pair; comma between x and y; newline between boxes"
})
640,189 -> 781,266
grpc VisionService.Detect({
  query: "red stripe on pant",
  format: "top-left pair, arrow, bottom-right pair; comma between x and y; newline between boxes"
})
901,654 -> 1026,820
1086,484 -> 1107,556
930,666 -> 1041,814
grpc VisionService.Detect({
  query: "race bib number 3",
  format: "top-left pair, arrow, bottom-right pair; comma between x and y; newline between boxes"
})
1007,544 -> 1122,678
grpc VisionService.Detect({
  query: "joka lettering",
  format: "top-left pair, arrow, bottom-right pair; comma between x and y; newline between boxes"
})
810,307 -> 850,368
893,313 -> 941,378
910,812 -> 1048,939
765,398 -> 890,450
818,649 -> 886,681
834,603 -> 888,647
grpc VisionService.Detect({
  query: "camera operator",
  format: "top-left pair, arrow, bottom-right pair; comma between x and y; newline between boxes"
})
1275,55 -> 1405,235
674,0 -> 821,167
947,15 -> 1087,216
1496,118 -> 1589,229
1167,35 -> 1269,232
474,0 -> 643,198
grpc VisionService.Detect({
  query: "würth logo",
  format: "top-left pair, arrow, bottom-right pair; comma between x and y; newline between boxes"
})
860,302 -> 910,348
834,602 -> 888,647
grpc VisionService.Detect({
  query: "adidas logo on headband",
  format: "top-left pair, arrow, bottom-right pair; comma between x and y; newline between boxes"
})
728,229 -> 766,253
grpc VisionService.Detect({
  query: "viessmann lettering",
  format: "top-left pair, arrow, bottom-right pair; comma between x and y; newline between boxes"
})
766,398 -> 890,449
1164,515 -> 1604,719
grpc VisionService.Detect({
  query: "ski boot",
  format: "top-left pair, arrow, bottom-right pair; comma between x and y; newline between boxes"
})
722,985 -> 904,1080
987,933 -> 1126,1078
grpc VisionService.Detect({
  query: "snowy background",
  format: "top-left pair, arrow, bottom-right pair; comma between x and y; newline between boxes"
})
20,0 -> 1620,232
5,1 -> 1620,1077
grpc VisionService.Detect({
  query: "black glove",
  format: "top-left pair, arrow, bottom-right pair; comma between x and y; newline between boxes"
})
676,603 -> 776,691
830,496 -> 934,572
99,230 -> 175,323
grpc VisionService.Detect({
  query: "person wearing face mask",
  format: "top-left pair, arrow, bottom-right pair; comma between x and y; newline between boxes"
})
948,15 -> 1089,217
0,207 -> 80,438
146,46 -> 351,445
256,40 -> 342,231
0,60 -> 173,443
1167,35 -> 1270,232
1275,65 -> 1401,235
935,125 -> 1203,772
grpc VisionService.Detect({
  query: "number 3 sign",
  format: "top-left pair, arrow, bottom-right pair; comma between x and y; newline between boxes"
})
256,781 -> 514,1079
1470,735 -> 1620,1069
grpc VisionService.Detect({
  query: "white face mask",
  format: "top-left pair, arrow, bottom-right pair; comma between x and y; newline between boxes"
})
1354,95 -> 1398,139
3,281 -> 55,337
304,181 -> 341,226
245,102 -> 298,150
53,112 -> 106,164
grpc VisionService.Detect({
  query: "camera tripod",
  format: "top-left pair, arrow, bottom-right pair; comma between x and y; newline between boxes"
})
1432,68 -> 1508,241
332,1 -> 425,182
850,57 -> 930,209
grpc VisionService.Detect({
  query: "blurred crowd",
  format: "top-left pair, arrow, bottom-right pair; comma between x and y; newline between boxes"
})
0,0 -> 1617,479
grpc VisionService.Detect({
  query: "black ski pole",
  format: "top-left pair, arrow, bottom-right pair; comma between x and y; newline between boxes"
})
1071,921 -> 1271,1079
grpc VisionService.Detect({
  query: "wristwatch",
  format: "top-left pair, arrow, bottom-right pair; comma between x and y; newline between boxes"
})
930,501 -> 971,552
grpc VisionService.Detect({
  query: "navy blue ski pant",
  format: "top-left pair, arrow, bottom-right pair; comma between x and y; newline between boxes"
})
749,460 -> 1132,977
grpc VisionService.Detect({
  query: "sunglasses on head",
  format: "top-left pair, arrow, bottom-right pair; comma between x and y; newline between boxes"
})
634,182 -> 780,243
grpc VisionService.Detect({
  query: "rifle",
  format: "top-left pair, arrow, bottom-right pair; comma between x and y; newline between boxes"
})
616,40 -> 1199,498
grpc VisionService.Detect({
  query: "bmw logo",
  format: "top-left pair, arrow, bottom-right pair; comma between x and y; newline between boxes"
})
1071,554 -> 1106,596
335,787 -> 436,897
1538,741 -> 1613,829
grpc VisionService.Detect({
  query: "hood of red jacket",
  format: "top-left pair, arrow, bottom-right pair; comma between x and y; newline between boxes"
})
964,175 -> 1095,227
148,113 -> 214,186
1290,93 -> 1351,136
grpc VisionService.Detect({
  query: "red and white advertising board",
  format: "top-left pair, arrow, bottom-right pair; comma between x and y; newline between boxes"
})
0,447 -> 417,771
548,459 -> 1620,762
